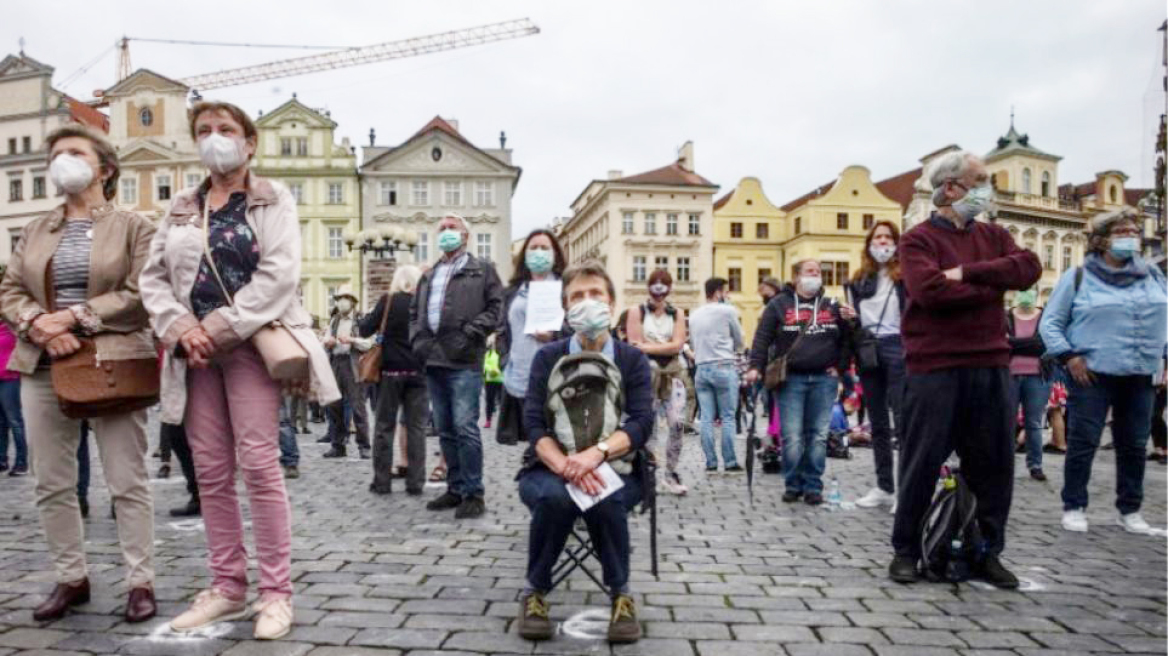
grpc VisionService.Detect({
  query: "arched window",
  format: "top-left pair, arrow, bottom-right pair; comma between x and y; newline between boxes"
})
1022,168 -> 1032,194
1110,186 -> 1118,203
1041,171 -> 1051,197
139,107 -> 153,127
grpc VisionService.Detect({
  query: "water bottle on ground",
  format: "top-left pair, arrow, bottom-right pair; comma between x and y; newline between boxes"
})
827,477 -> 842,510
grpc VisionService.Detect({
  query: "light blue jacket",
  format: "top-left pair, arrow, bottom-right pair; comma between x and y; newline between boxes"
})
1039,258 -> 1167,377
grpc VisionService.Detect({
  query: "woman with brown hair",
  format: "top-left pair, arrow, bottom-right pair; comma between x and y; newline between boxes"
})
140,101 -> 338,639
845,220 -> 907,511
0,125 -> 158,623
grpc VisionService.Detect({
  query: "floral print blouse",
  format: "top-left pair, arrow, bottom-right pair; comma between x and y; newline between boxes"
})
190,190 -> 260,320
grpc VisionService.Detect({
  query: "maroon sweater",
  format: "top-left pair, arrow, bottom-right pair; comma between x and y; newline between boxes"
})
900,214 -> 1042,374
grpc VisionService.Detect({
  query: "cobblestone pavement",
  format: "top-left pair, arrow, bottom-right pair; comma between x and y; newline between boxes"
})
0,407 -> 1164,656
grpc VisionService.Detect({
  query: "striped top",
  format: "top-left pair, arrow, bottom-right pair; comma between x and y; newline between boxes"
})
52,219 -> 92,310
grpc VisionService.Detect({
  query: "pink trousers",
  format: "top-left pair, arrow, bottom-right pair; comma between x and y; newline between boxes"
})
186,343 -> 292,601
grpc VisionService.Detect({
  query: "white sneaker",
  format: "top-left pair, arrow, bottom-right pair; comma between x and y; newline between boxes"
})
1062,509 -> 1089,533
889,501 -> 897,515
662,472 -> 688,496
1117,512 -> 1151,534
856,487 -> 895,508
253,597 -> 293,640
170,589 -> 251,632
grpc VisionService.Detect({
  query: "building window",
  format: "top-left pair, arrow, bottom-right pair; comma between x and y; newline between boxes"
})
185,172 -> 202,190
444,181 -> 462,206
622,212 -> 634,234
8,179 -> 22,202
328,182 -> 343,204
632,256 -> 647,282
1109,186 -> 1118,203
6,138 -> 14,154
836,261 -> 849,284
1062,245 -> 1072,272
794,216 -> 802,234
296,137 -> 308,157
156,174 -> 171,201
327,227 -> 344,259
280,138 -> 292,156
821,261 -> 850,287
288,182 -> 304,205
1041,172 -> 1051,198
475,233 -> 493,262
412,180 -> 429,206
120,178 -> 137,205
1043,244 -> 1054,270
32,176 -> 45,199
677,257 -> 690,282
415,231 -> 429,263
22,136 -> 31,153
837,212 -> 849,230
758,268 -> 772,285
9,228 -> 21,254
688,213 -> 700,236
654,256 -> 668,271
474,181 -> 493,207
756,223 -> 769,239
326,285 -> 339,312
644,213 -> 657,235
728,267 -> 742,292
730,222 -> 743,238
666,213 -> 678,235
139,108 -> 153,127
1022,168 -> 1032,194
863,213 -> 874,230
379,181 -> 397,206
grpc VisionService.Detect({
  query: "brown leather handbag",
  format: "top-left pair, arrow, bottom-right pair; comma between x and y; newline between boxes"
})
358,294 -> 391,384
45,266 -> 160,419
763,322 -> 808,391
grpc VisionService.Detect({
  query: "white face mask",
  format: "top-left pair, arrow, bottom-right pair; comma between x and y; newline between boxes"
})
50,154 -> 95,196
798,276 -> 823,297
869,244 -> 896,264
198,133 -> 249,174
567,298 -> 612,340
336,299 -> 354,314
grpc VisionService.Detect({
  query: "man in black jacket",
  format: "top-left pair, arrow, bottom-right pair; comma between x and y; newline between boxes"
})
410,214 -> 503,519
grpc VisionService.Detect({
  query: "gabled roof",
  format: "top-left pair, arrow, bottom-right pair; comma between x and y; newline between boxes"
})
779,179 -> 835,213
615,162 -> 716,188
0,53 -> 53,79
362,115 -> 518,175
1059,180 -> 1149,208
257,97 -> 336,129
102,68 -> 188,96
985,124 -> 1061,163
874,167 -> 922,211
713,191 -> 733,210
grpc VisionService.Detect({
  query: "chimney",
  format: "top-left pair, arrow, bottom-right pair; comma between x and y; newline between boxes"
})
499,131 -> 507,149
447,118 -> 459,132
368,128 -> 375,147
608,170 -> 624,180
677,141 -> 695,172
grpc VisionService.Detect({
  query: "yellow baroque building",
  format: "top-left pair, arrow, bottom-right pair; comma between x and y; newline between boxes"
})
712,177 -> 786,342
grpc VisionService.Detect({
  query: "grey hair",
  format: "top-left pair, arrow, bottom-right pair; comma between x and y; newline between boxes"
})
390,264 -> 422,294
1087,208 -> 1141,255
928,150 -> 980,206
442,212 -> 470,235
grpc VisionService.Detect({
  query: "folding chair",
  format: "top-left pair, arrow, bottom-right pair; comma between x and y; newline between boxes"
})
548,448 -> 659,595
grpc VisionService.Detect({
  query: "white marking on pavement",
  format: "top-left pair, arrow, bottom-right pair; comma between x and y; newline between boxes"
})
168,519 -> 205,532
560,608 -> 610,640
139,621 -> 234,643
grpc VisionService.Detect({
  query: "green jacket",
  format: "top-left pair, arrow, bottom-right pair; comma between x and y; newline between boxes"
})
483,348 -> 503,383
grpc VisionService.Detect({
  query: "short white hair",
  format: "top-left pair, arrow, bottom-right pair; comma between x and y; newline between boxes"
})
928,150 -> 981,190
441,213 -> 470,235
390,264 -> 422,294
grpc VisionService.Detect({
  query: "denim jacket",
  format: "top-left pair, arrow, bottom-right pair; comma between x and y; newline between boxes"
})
1039,258 -> 1167,377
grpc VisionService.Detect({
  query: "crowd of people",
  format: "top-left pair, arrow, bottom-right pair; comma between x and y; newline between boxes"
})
0,106 -> 1163,646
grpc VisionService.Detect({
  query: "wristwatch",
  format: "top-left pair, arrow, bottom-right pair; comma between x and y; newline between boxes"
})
596,440 -> 611,460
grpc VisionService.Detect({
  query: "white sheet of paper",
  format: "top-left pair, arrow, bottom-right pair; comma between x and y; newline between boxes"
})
565,462 -> 625,512
524,280 -> 565,335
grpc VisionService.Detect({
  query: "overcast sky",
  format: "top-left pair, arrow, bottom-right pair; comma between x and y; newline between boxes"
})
6,1 -> 1165,237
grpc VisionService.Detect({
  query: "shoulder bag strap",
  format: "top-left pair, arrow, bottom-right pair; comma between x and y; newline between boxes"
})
377,293 -> 391,333
201,199 -> 234,309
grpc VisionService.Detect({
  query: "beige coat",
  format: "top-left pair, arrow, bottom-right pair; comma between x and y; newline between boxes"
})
139,175 -> 339,423
0,203 -> 157,374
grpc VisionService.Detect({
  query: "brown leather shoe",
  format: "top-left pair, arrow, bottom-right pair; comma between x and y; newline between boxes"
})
125,586 -> 157,623
33,579 -> 90,621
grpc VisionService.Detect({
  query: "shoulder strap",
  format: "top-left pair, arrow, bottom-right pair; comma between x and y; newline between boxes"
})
377,293 -> 391,332
201,199 -> 234,309
1074,266 -> 1083,293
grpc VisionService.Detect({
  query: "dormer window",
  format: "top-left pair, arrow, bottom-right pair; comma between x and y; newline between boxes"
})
139,108 -> 153,127
1110,186 -> 1118,203
1041,171 -> 1051,198
1022,168 -> 1032,194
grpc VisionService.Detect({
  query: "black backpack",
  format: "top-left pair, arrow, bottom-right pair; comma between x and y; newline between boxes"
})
919,466 -> 983,582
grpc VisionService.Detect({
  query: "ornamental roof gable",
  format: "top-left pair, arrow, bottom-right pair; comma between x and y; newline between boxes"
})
0,53 -> 53,80
102,69 -> 188,97
256,97 -> 337,130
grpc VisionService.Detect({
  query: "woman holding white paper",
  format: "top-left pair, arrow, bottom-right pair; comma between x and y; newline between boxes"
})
495,230 -> 569,445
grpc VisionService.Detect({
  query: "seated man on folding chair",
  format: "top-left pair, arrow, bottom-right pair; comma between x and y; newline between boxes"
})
516,260 -> 654,644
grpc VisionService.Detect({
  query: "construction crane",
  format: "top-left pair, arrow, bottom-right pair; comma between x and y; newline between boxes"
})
98,19 -> 539,96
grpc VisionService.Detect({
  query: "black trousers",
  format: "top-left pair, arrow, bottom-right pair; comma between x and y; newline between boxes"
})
892,366 -> 1014,558
371,375 -> 429,493
1152,386 -> 1167,451
160,422 -> 199,500
484,381 -> 503,421
858,335 -> 906,494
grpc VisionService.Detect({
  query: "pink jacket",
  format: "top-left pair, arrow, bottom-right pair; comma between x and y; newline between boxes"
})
0,323 -> 18,381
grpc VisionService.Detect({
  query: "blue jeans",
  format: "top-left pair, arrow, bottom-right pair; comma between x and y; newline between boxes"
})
278,400 -> 299,467
427,367 -> 484,498
1011,374 -> 1051,470
777,372 -> 838,494
518,467 -> 642,595
696,363 -> 739,468
0,379 -> 26,469
1062,374 -> 1155,514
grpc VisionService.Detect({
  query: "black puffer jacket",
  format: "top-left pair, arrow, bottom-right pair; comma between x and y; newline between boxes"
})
410,253 -> 503,371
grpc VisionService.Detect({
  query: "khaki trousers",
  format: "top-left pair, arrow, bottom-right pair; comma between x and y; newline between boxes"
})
24,370 -> 154,588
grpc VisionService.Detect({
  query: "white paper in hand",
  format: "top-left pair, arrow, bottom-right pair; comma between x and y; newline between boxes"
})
524,280 -> 565,334
565,462 -> 625,512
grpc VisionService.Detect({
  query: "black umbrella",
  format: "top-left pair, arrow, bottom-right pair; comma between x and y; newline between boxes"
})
745,386 -> 762,506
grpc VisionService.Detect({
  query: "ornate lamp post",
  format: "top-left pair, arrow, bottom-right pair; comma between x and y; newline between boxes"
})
345,225 -> 418,260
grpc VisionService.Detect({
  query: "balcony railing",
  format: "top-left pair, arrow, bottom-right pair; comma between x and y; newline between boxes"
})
995,190 -> 1081,212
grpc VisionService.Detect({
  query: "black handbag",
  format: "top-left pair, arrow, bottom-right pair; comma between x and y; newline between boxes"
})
853,284 -> 893,374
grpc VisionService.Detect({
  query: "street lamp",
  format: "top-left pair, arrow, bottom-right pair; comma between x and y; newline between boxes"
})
345,225 -> 417,260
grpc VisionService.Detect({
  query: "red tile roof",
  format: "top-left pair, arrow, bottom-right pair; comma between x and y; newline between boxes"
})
713,190 -> 734,210
1126,187 -> 1150,207
874,167 -> 922,211
65,96 -> 109,132
410,115 -> 462,142
617,162 -> 716,188
779,179 -> 835,213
